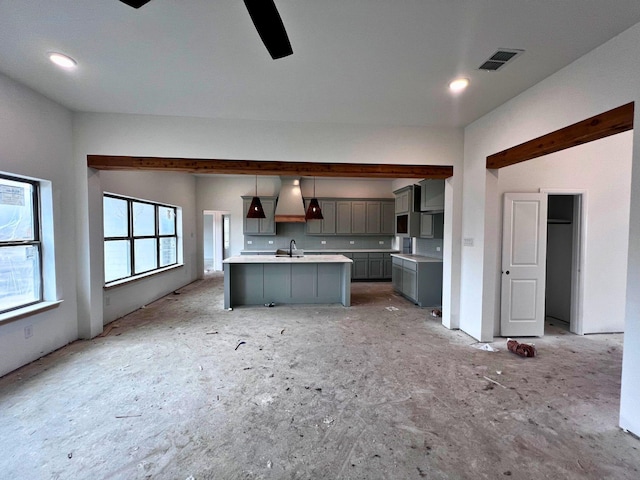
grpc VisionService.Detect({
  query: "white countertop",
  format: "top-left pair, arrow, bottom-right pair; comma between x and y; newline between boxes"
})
224,254 -> 353,264
390,254 -> 443,263
241,249 -> 399,254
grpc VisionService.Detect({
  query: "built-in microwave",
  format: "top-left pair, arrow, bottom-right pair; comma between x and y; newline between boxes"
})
396,214 -> 409,234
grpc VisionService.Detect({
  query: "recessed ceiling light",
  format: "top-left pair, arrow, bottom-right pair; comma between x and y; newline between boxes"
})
449,78 -> 469,93
48,52 -> 77,69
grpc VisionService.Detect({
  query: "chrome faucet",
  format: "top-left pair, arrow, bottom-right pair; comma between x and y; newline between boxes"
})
289,239 -> 297,257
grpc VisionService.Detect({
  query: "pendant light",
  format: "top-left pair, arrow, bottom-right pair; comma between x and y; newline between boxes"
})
305,177 -> 323,220
246,175 -> 266,219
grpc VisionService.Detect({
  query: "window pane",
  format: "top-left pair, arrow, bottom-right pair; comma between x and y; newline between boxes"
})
159,237 -> 177,267
132,202 -> 155,236
134,238 -> 157,274
103,196 -> 128,238
0,245 -> 41,312
104,240 -> 131,282
158,206 -> 175,235
0,178 -> 34,241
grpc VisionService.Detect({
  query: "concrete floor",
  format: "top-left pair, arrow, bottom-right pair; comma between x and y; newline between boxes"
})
1,273 -> 638,479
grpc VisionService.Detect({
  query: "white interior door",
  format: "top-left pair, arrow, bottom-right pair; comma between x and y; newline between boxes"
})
501,193 -> 548,337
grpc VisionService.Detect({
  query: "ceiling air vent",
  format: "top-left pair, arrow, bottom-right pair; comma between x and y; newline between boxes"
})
478,49 -> 524,71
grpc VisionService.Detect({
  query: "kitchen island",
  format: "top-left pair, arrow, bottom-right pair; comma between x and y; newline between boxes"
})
223,255 -> 353,308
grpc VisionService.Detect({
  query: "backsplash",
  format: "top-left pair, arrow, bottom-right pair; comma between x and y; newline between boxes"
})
244,223 -> 395,251
415,237 -> 444,259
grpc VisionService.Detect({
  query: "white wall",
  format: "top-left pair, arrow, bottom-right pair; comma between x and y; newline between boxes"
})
0,73 -> 77,377
74,112 -> 464,334
496,132 -> 632,335
99,170 -> 198,324
461,22 -> 640,435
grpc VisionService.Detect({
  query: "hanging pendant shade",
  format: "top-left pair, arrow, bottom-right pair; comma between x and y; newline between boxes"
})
246,176 -> 266,219
305,177 -> 323,220
247,196 -> 266,218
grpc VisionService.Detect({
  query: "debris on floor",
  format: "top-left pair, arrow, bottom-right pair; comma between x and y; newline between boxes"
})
430,309 -> 442,318
507,338 -> 536,357
264,302 -> 275,307
471,343 -> 499,352
385,306 -> 399,311
235,341 -> 246,351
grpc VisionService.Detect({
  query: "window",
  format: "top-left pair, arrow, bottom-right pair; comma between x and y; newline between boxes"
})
103,194 -> 179,284
0,175 -> 42,314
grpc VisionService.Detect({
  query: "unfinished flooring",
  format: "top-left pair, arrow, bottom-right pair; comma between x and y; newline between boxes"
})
1,274 -> 638,479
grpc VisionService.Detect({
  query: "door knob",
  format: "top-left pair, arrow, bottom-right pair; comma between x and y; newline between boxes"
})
505,270 -> 510,275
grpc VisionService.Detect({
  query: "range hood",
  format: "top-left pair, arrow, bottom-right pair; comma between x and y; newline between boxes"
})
274,176 -> 306,223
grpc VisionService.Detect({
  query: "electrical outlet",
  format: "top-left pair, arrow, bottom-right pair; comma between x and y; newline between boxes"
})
105,296 -> 111,306
379,241 -> 384,245
24,325 -> 33,339
350,241 -> 355,245
268,240 -> 274,244
436,246 -> 441,252
247,240 -> 252,244
321,240 -> 326,245
463,238 -> 474,247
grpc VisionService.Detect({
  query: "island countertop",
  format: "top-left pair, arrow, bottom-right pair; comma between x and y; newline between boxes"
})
224,254 -> 353,264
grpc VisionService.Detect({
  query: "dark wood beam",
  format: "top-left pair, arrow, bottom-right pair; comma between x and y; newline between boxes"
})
486,102 -> 634,169
87,155 -> 453,179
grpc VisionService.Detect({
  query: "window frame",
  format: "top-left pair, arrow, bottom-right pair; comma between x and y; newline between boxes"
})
103,193 -> 179,285
0,173 -> 43,315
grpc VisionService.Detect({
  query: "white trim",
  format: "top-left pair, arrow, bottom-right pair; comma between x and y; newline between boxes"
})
0,300 -> 63,324
104,263 -> 183,289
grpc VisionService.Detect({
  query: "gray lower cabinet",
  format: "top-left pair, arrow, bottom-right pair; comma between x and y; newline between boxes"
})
242,196 -> 276,235
392,256 -> 443,307
368,253 -> 384,279
352,252 -> 369,279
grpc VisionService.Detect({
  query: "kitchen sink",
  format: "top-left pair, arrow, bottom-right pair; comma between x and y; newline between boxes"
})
275,248 -> 304,257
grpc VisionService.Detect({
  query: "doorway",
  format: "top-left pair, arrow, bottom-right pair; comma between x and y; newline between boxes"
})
500,191 -> 585,337
545,193 -> 583,335
203,210 -> 231,273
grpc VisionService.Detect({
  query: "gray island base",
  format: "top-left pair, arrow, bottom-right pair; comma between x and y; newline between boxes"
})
223,255 -> 353,308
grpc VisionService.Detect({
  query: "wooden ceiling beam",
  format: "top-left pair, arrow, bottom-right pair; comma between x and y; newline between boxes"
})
486,102 -> 634,169
87,155 -> 453,179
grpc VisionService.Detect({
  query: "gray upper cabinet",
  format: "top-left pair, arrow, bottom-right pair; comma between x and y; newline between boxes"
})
420,212 -> 444,239
307,198 -> 394,236
381,201 -> 395,234
366,202 -> 381,234
242,196 -> 276,235
336,201 -> 352,234
351,201 -> 366,234
419,179 -> 445,212
305,200 -> 336,235
395,187 -> 411,213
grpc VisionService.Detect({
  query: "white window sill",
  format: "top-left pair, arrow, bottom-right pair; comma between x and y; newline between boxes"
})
104,263 -> 184,289
0,300 -> 64,324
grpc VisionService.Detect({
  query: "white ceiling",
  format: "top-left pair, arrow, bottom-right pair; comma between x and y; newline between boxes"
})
2,0 -> 640,128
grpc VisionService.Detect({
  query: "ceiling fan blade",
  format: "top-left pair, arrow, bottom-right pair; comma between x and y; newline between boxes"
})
119,0 -> 153,8
243,0 -> 293,59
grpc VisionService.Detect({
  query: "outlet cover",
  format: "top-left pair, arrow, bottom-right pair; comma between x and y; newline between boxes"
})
321,240 -> 326,244
24,325 -> 33,339
350,241 -> 355,245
